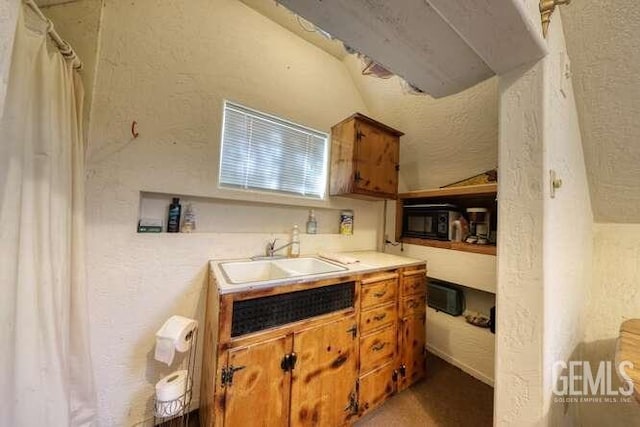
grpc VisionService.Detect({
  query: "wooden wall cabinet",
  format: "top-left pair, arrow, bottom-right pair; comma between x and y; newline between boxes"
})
329,113 -> 403,200
201,264 -> 427,426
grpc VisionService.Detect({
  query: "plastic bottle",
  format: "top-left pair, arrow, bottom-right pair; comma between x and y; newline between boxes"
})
167,198 -> 182,233
306,209 -> 317,234
289,225 -> 300,258
181,203 -> 196,233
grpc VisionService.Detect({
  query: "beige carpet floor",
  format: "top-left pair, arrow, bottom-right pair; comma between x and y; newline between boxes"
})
356,353 -> 494,427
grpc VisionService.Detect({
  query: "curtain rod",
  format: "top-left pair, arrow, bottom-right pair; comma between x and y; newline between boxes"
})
23,0 -> 83,70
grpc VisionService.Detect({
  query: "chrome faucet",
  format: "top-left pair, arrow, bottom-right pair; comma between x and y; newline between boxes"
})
265,238 -> 296,258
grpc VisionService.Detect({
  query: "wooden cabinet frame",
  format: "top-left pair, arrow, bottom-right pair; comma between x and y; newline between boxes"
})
329,113 -> 403,200
201,264 -> 427,426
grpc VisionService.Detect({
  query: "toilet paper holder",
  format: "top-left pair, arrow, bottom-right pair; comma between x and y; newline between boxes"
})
154,322 -> 198,426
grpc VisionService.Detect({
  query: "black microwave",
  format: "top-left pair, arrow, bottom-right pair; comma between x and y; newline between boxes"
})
402,204 -> 460,241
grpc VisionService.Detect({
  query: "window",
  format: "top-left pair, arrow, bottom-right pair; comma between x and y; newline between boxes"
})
219,102 -> 329,199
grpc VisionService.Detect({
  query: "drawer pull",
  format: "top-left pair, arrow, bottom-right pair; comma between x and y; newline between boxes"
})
371,342 -> 387,352
407,300 -> 420,309
373,289 -> 388,298
373,313 -> 387,321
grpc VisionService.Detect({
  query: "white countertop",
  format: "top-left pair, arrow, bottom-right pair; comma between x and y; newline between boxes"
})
210,250 -> 425,294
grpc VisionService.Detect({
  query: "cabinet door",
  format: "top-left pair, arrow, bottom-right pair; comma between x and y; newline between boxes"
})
354,120 -> 399,198
291,315 -> 358,426
358,362 -> 397,416
398,312 -> 426,391
223,335 -> 291,427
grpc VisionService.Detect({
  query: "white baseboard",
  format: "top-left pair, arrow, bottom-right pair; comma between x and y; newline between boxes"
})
427,344 -> 494,387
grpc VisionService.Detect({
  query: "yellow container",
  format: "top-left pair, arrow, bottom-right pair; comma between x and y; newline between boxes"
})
339,210 -> 354,235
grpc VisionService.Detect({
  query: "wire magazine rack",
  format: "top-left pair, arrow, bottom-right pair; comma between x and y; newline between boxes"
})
154,326 -> 198,427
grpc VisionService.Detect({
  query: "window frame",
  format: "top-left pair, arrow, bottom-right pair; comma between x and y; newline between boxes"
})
217,100 -> 331,200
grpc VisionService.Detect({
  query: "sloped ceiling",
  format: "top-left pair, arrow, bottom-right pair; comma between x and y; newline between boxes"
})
562,2 -> 640,222
240,0 -> 347,60
277,0 -> 545,98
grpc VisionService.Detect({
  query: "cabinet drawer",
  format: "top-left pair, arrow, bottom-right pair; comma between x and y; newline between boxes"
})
360,325 -> 396,373
401,269 -> 426,296
360,303 -> 397,334
361,278 -> 397,308
401,294 -> 426,317
358,362 -> 396,416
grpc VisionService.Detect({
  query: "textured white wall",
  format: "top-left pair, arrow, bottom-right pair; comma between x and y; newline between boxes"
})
575,224 -> 640,425
496,7 -> 595,426
541,14 -> 594,426
561,1 -> 640,223
84,0 -> 377,425
0,0 -> 19,117
343,55 -> 498,191
495,4 -> 545,425
41,0 -> 103,143
496,58 -> 545,426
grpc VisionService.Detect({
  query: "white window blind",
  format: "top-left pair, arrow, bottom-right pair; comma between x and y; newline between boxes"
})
219,102 -> 329,199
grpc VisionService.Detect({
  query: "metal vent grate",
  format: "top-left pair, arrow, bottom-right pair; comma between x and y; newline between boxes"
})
231,282 -> 355,337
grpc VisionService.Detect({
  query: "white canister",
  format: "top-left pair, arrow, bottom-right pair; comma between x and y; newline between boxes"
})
339,210 -> 354,235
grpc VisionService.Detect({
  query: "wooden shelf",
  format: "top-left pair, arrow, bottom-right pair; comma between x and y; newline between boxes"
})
398,183 -> 497,200
401,237 -> 497,256
395,183 -> 498,256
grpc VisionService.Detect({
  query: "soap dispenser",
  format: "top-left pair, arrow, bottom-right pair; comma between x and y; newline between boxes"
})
289,225 -> 300,258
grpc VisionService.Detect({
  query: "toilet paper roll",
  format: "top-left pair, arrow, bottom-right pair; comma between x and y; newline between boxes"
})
155,370 -> 192,417
156,370 -> 189,401
154,315 -> 197,366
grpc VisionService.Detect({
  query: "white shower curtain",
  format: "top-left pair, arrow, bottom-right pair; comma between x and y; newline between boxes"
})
0,6 -> 96,427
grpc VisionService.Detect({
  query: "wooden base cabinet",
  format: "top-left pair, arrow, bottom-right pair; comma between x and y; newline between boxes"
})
355,266 -> 426,417
201,264 -> 427,426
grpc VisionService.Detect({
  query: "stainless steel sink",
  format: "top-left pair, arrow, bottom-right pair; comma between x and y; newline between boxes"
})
219,257 -> 347,284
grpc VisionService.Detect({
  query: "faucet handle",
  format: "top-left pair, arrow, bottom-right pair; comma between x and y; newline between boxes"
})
266,238 -> 278,256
